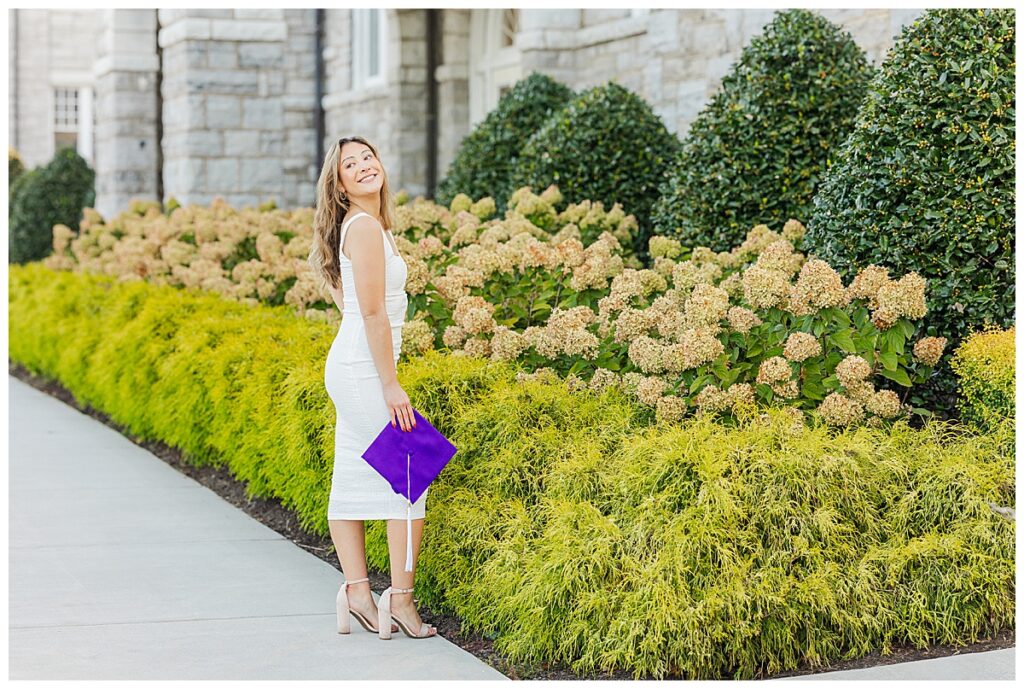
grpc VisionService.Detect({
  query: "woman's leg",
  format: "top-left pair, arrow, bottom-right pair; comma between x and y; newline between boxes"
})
328,519 -> 376,614
385,517 -> 434,632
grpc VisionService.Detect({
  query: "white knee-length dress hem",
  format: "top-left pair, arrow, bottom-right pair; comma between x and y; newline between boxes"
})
324,211 -> 427,521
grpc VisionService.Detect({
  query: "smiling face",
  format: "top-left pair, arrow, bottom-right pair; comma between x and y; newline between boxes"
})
338,141 -> 384,196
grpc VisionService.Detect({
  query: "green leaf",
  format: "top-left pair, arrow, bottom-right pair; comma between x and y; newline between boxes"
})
879,367 -> 912,387
829,328 -> 857,353
801,380 -> 825,400
878,350 -> 898,371
832,309 -> 852,327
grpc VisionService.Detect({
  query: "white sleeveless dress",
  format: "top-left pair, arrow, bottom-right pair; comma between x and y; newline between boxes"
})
324,211 -> 426,520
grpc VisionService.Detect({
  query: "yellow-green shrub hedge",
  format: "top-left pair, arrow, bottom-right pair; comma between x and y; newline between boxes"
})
949,325 -> 1015,432
9,263 -> 1014,679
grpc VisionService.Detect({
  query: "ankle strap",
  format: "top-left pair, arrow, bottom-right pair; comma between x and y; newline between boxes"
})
390,586 -> 414,594
345,577 -> 369,585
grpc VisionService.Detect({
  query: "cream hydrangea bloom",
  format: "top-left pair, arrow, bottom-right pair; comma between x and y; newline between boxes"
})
817,392 -> 865,427
656,395 -> 688,423
588,368 -> 621,394
757,356 -> 793,385
835,355 -> 872,387
783,331 -> 822,362
866,389 -> 902,418
742,265 -> 790,310
912,336 -> 947,366
628,335 -> 666,374
489,325 -> 528,362
401,318 -> 435,356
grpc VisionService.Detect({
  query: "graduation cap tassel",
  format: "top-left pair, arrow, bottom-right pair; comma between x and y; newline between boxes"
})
404,450 -> 413,572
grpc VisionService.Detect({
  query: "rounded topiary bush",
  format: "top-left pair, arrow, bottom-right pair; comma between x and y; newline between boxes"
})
9,147 -> 96,264
804,8 -> 1015,410
435,72 -> 574,215
651,9 -> 874,253
509,81 -> 682,263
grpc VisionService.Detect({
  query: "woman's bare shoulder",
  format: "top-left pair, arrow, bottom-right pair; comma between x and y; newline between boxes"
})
346,213 -> 385,240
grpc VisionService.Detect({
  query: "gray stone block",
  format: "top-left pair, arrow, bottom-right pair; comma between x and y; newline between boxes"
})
285,129 -> 315,158
242,98 -> 283,129
160,97 -> 205,133
207,41 -> 238,69
240,158 -> 281,190
260,131 -> 285,156
258,71 -> 286,97
206,158 -> 239,192
224,130 -> 261,157
284,110 -> 313,129
211,18 -> 287,42
183,130 -> 223,156
239,43 -> 284,69
185,70 -> 260,95
235,9 -> 285,21
206,95 -> 241,129
164,157 -> 205,193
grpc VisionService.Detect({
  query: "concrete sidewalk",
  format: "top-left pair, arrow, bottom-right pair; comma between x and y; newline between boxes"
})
775,648 -> 1015,681
8,376 -> 507,680
8,375 -> 1015,681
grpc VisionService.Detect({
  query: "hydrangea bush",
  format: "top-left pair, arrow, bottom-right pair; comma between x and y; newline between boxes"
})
44,191 -> 950,429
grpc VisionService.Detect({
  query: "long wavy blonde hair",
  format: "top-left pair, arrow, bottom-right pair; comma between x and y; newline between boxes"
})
308,136 -> 397,291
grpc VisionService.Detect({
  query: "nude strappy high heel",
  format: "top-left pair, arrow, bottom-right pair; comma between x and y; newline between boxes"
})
376,586 -> 437,640
336,577 -> 379,634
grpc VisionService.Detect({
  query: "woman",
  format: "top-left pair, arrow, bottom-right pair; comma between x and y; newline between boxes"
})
307,136 -> 437,640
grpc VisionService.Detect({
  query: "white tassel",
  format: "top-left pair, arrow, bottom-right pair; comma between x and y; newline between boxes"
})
405,451 -> 413,572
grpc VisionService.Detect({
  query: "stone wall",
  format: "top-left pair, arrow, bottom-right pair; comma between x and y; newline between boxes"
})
323,9 -> 433,199
16,7 -> 932,213
92,9 -> 160,220
322,9 -> 393,191
435,10 -> 470,178
516,8 -> 925,140
157,9 -> 316,209
9,9 -> 100,168
281,10 -> 318,208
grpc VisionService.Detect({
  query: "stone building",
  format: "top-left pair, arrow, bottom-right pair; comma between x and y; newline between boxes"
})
8,8 -> 924,220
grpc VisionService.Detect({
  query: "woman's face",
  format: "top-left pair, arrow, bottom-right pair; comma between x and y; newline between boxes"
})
338,141 -> 384,197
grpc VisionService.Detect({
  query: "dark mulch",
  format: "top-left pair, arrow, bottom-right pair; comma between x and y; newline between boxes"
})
9,361 -> 1014,681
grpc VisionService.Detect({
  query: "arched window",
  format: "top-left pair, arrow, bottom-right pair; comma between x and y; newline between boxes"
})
469,9 -> 523,126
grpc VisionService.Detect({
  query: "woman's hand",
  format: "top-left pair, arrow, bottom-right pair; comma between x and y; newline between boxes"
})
383,380 -> 416,432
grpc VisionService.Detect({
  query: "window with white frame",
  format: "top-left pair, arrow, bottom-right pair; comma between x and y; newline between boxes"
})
53,87 -> 79,152
352,9 -> 387,88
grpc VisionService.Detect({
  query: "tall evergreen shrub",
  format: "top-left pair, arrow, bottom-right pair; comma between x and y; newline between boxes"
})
651,9 -> 873,253
9,147 -> 96,264
435,72 -> 574,214
804,8 -> 1015,409
509,82 -> 682,263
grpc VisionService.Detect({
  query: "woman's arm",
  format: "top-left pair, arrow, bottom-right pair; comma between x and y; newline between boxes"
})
345,215 -> 398,386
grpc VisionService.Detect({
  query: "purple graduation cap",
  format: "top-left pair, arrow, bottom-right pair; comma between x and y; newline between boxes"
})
361,407 -> 457,571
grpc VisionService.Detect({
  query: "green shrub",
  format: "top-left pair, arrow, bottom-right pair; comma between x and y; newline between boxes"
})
435,72 -> 575,215
8,167 -> 34,224
509,82 -> 683,263
651,10 -> 873,254
9,146 -> 95,264
949,325 -> 1014,433
804,8 -> 1015,410
9,263 -> 1014,679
